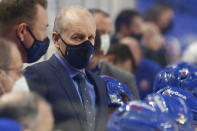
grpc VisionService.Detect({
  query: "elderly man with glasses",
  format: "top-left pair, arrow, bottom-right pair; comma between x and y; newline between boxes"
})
0,38 -> 29,96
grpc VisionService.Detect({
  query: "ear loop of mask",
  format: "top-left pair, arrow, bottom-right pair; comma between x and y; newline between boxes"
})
26,26 -> 37,41
15,26 -> 36,51
57,34 -> 67,58
58,40 -> 65,57
16,29 -> 27,51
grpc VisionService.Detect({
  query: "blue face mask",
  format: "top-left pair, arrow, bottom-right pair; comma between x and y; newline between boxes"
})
19,27 -> 50,63
130,33 -> 143,41
59,34 -> 94,69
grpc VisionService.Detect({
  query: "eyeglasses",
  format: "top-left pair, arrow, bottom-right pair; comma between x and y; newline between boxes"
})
0,65 -> 23,76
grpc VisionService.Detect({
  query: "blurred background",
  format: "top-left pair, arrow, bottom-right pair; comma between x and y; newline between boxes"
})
45,0 -> 137,60
45,0 -> 197,60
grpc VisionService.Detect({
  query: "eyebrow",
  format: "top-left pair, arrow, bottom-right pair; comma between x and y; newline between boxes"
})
71,31 -> 95,38
71,33 -> 85,37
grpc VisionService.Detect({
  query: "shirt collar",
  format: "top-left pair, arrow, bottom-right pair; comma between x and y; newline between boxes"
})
54,53 -> 85,78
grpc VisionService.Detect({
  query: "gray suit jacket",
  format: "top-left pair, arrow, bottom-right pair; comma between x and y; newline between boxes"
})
98,61 -> 140,99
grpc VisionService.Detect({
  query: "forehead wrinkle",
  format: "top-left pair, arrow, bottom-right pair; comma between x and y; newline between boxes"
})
64,7 -> 94,23
57,7 -> 96,37
65,18 -> 95,37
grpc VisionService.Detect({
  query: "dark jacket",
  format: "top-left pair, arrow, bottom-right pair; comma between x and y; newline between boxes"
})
24,55 -> 108,131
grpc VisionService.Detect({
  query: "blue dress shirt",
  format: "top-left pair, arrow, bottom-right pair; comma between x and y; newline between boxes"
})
54,53 -> 96,117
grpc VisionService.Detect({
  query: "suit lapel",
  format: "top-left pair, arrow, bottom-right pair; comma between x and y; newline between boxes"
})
48,55 -> 86,130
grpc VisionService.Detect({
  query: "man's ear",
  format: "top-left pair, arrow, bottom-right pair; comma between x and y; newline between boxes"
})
16,23 -> 28,42
52,32 -> 61,48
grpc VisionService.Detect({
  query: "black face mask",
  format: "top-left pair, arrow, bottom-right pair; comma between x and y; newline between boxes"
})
161,21 -> 174,35
130,33 -> 143,41
58,34 -> 94,69
18,27 -> 50,63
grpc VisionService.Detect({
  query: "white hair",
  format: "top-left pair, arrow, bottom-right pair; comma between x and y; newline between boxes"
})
53,6 -> 94,34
